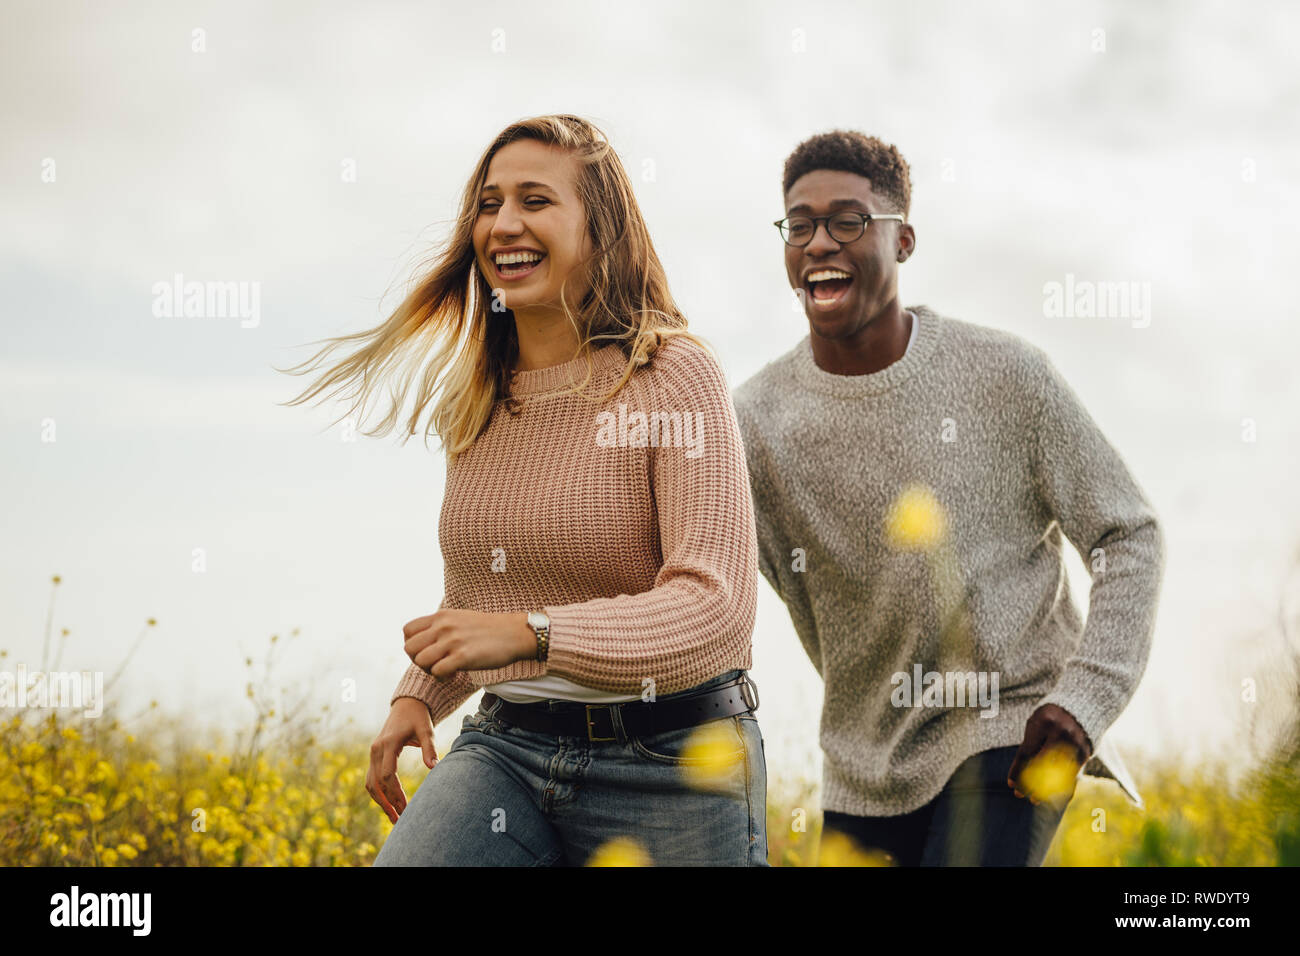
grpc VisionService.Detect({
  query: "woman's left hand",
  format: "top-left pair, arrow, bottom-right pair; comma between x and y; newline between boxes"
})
403,609 -> 536,679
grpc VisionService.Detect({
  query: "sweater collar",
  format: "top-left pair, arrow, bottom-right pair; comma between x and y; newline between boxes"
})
507,342 -> 629,397
792,305 -> 942,398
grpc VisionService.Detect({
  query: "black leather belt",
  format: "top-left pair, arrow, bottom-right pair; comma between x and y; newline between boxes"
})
480,674 -> 759,743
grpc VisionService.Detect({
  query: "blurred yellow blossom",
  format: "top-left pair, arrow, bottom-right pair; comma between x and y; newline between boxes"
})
586,836 -> 652,867
817,830 -> 894,867
1018,743 -> 1081,809
885,484 -> 948,551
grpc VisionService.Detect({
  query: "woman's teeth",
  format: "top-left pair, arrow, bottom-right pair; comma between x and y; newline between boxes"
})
495,252 -> 545,276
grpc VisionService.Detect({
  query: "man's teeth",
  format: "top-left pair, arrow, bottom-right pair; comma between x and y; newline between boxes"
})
496,252 -> 544,266
807,269 -> 851,283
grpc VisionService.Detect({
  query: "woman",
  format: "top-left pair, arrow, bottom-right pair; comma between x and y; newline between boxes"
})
279,114 -> 766,866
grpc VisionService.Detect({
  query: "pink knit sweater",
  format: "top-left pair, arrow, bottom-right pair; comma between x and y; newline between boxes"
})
390,336 -> 758,728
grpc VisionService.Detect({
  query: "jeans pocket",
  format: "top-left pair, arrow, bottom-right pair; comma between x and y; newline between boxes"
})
631,716 -> 747,766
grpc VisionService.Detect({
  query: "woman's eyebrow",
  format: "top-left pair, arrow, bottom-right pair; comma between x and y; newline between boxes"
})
480,180 -> 558,193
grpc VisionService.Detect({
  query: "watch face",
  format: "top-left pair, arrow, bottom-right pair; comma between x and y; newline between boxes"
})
528,611 -> 549,629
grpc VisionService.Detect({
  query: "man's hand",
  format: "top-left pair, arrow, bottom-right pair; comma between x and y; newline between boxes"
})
1007,703 -> 1092,808
403,609 -> 536,679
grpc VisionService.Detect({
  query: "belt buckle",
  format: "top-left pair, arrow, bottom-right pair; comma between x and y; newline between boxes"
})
739,676 -> 759,714
585,704 -> 617,742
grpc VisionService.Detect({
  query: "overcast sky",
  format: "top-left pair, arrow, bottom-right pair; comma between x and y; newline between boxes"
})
3,0 -> 1298,786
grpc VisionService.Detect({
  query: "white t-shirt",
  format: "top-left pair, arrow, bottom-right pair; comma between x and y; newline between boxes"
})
487,672 -> 641,704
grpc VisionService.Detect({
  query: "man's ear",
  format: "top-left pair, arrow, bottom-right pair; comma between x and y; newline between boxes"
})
897,223 -> 917,262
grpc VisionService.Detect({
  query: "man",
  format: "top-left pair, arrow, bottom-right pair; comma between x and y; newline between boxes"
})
732,130 -> 1165,866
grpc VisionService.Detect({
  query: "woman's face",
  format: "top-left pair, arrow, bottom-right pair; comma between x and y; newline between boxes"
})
473,139 -> 592,317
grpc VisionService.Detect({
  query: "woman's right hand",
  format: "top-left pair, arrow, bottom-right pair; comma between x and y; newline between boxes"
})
366,697 -> 438,823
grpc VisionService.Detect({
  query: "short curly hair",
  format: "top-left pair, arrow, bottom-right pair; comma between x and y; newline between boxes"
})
782,131 -> 912,217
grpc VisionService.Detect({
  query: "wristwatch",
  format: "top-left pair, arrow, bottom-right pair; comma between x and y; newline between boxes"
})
526,611 -> 550,662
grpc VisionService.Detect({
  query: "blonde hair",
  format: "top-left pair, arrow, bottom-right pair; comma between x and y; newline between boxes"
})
276,114 -> 708,463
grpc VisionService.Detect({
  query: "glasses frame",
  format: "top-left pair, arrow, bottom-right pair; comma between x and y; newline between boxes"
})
773,211 -> 905,247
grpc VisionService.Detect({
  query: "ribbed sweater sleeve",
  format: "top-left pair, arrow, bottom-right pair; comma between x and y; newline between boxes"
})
540,341 -> 759,695
1027,347 -> 1166,749
389,663 -> 476,726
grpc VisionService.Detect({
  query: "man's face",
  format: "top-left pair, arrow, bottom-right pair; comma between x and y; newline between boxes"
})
782,169 -> 914,339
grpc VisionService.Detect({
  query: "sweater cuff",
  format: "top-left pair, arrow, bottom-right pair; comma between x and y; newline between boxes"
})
1038,669 -> 1123,755
390,663 -> 470,725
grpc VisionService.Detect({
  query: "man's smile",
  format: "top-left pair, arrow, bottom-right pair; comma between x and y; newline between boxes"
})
804,267 -> 854,309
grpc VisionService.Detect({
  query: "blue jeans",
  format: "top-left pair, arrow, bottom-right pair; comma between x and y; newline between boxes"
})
821,745 -> 1067,866
373,669 -> 769,866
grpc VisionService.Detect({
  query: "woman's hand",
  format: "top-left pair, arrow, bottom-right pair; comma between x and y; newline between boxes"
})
403,609 -> 536,679
366,698 -> 437,823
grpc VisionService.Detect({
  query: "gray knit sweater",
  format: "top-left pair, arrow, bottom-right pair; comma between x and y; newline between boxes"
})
732,305 -> 1165,816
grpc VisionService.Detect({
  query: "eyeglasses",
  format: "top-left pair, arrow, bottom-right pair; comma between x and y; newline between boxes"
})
773,211 -> 905,247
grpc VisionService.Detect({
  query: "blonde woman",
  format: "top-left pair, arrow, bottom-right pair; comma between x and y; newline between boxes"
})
279,115 -> 766,866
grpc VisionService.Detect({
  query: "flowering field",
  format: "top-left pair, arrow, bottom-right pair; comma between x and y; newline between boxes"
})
5,577 -> 1296,867
4,699 -> 1296,866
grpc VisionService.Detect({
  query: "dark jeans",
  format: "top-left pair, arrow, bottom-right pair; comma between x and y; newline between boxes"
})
821,745 -> 1067,866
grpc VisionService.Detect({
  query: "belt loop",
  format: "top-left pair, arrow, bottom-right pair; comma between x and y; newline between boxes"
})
483,693 -> 504,718
609,704 -> 630,746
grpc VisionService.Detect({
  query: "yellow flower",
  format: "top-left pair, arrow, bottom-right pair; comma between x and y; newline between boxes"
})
586,837 -> 652,867
1017,743 -> 1081,809
678,722 -> 746,791
817,830 -> 894,867
885,484 -> 947,551
20,741 -> 46,762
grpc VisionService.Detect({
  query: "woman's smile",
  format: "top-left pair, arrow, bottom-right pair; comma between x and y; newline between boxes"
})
491,247 -> 548,281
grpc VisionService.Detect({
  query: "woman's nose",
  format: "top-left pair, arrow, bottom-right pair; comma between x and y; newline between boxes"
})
491,203 -> 525,238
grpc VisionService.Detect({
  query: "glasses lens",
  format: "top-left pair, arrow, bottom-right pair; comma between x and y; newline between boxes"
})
783,218 -> 815,245
828,213 -> 866,242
